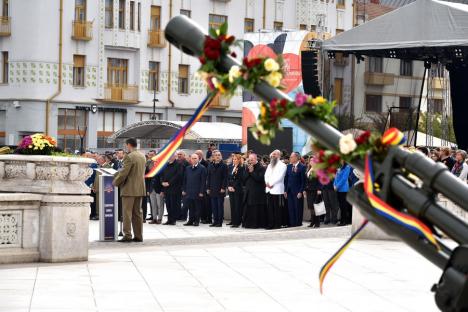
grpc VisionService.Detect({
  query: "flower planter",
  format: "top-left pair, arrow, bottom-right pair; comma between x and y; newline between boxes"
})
0,155 -> 95,263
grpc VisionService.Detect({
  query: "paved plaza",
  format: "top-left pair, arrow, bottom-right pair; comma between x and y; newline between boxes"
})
0,228 -> 441,312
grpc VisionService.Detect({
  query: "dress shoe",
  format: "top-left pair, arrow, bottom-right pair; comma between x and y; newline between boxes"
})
215,223 -> 222,227
192,222 -> 199,226
209,224 -> 217,227
133,238 -> 143,242
156,220 -> 162,224
118,237 -> 132,243
226,222 -> 232,226
230,225 -> 239,228
183,222 -> 194,226
148,220 -> 158,224
163,221 -> 176,225
146,217 -> 153,220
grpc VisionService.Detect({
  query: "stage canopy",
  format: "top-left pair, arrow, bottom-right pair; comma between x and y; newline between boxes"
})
108,120 -> 242,144
322,0 -> 468,63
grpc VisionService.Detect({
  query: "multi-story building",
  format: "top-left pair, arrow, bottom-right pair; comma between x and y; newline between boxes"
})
0,0 -> 353,151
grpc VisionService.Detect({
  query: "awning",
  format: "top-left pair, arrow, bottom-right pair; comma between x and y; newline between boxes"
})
322,0 -> 468,62
108,120 -> 242,143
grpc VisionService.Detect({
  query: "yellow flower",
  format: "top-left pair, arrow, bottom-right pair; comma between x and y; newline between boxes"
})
260,103 -> 267,118
264,58 -> 280,72
212,77 -> 226,94
228,65 -> 241,83
216,29 -> 220,36
310,96 -> 326,105
265,71 -> 282,88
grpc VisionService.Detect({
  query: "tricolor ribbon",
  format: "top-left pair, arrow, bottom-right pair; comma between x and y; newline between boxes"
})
319,128 -> 439,293
145,93 -> 217,178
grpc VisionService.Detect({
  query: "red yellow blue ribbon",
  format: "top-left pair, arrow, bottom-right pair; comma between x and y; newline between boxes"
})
319,128 -> 439,294
145,93 -> 217,178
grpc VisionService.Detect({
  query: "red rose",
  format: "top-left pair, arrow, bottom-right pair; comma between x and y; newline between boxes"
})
327,154 -> 340,165
327,167 -> 337,174
280,99 -> 288,108
230,52 -> 237,58
204,37 -> 222,60
199,56 -> 206,64
318,150 -> 325,162
225,35 -> 235,44
218,35 -> 226,41
356,131 -> 371,145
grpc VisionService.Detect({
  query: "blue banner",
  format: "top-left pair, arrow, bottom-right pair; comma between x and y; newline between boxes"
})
102,175 -> 116,240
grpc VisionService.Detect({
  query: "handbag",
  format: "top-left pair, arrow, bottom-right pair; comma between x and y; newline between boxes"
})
313,194 -> 326,216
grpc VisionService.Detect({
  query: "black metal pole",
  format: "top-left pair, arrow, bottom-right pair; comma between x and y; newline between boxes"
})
413,65 -> 428,147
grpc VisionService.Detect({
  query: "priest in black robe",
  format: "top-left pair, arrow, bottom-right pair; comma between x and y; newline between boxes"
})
242,153 -> 267,228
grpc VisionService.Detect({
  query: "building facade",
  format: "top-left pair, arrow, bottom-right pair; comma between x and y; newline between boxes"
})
0,0 -> 353,151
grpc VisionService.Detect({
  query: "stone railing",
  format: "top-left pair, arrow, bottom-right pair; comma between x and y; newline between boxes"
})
0,155 -> 95,263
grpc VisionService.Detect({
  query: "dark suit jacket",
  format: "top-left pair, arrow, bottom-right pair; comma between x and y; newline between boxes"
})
207,162 -> 228,197
284,163 -> 306,195
228,164 -> 245,192
160,160 -> 183,194
242,163 -> 266,205
182,164 -> 207,199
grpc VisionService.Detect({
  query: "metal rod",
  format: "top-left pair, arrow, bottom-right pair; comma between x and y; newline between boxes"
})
413,66 -> 428,147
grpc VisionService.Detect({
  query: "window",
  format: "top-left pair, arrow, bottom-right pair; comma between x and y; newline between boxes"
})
400,60 -> 413,76
178,114 -> 211,122
97,110 -> 126,148
75,0 -> 86,21
105,0 -> 113,28
57,108 -> 87,152
136,112 -> 161,121
431,99 -> 444,114
129,1 -> 134,30
366,94 -> 382,112
150,6 -> 161,30
273,21 -> 283,31
399,97 -> 412,110
216,116 -> 241,125
0,110 -> 5,146
336,0 -> 345,7
178,64 -> 189,94
310,25 -> 317,31
368,57 -> 383,73
107,58 -> 128,85
209,14 -> 227,29
2,51 -> 8,84
244,18 -> 254,33
118,0 -> 125,29
73,55 -> 85,87
148,61 -> 160,91
2,0 -> 8,17
137,2 -> 141,31
180,9 -> 191,17
299,24 -> 307,30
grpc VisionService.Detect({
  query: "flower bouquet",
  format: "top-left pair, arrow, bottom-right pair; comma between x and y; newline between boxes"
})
16,133 -> 57,155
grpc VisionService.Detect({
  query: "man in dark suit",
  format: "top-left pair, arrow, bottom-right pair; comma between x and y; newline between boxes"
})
182,153 -> 207,226
160,154 -> 183,225
177,150 -> 190,221
196,149 -> 212,224
113,138 -> 147,242
284,152 -> 306,227
207,150 -> 228,227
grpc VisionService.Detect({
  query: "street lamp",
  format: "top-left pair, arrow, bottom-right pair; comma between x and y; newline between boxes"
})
151,77 -> 159,120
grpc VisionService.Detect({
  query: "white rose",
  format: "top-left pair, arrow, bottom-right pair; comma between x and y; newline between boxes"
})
228,65 -> 242,83
264,58 -> 280,72
339,134 -> 357,155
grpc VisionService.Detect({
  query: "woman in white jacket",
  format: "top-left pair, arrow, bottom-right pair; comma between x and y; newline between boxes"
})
451,150 -> 468,182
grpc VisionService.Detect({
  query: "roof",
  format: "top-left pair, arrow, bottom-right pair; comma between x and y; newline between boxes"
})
108,120 -> 242,143
323,0 -> 468,58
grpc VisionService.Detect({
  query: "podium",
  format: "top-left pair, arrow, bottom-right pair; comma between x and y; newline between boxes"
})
97,168 -> 119,241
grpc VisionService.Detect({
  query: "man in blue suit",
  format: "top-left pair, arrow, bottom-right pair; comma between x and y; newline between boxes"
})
284,152 -> 306,227
182,153 -> 207,226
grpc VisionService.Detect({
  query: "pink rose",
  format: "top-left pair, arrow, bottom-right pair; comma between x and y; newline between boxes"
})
295,93 -> 308,107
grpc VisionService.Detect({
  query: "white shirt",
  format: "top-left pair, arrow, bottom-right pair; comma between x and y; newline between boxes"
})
265,161 -> 287,195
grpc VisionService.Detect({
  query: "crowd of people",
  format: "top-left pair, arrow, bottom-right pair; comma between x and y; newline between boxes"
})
83,138 -> 466,242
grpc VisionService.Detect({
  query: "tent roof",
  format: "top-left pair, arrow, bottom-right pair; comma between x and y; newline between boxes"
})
108,120 -> 241,143
322,0 -> 468,61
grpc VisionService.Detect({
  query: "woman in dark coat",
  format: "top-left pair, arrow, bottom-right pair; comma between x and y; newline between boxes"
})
305,157 -> 322,228
227,154 -> 245,228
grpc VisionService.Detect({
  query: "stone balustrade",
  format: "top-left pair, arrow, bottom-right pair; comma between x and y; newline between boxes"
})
0,155 -> 95,263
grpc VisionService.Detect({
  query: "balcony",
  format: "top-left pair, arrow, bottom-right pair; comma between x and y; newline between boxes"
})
103,84 -> 139,103
364,71 -> 395,86
210,94 -> 230,109
147,30 -> 166,48
0,16 -> 11,37
431,78 -> 446,90
72,21 -> 93,41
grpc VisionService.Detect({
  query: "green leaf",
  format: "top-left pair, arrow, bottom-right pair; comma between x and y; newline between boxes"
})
219,23 -> 227,35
